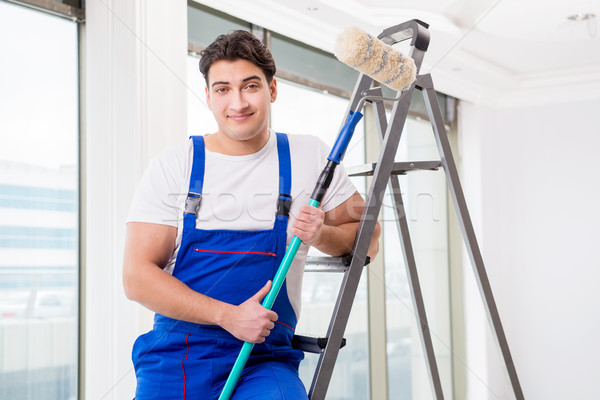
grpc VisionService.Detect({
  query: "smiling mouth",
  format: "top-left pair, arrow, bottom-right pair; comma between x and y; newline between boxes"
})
228,113 -> 254,121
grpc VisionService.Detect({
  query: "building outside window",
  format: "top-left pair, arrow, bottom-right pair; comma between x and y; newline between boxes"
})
0,2 -> 80,399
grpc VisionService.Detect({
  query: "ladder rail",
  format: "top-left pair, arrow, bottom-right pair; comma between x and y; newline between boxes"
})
418,74 -> 525,400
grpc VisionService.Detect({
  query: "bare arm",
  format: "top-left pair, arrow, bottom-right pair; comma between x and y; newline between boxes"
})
122,222 -> 277,343
291,191 -> 381,259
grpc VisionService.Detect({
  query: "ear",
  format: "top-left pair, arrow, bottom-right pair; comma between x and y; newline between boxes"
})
205,86 -> 212,110
269,78 -> 277,103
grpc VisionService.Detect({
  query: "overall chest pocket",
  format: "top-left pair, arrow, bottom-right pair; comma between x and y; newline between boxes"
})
177,229 -> 280,306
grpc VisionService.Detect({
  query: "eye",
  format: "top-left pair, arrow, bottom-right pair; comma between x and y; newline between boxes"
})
245,83 -> 260,90
215,87 -> 228,94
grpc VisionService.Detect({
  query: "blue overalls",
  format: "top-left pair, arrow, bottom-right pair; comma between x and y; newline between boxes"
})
132,133 -> 307,399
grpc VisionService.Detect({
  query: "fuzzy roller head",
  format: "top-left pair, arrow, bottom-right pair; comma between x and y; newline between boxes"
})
334,27 -> 417,91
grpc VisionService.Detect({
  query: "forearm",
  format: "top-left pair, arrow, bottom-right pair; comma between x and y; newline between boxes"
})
312,222 -> 359,256
312,220 -> 381,258
123,261 -> 231,327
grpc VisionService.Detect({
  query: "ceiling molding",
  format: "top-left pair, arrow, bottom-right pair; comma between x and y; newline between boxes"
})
518,64 -> 600,89
434,63 -> 600,108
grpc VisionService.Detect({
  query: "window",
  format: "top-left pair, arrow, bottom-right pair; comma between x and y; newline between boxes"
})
0,2 -> 79,399
384,117 -> 452,399
186,56 -> 217,136
270,32 -> 359,98
187,0 -> 250,52
186,4 -> 454,399
272,79 -> 369,399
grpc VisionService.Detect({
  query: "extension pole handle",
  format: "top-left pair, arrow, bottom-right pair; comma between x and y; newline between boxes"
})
218,201 -> 318,400
218,341 -> 253,400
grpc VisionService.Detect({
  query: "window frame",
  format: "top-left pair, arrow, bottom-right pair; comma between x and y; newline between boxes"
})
0,1 -> 83,399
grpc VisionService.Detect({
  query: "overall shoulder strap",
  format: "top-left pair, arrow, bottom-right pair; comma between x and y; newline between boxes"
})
183,136 -> 206,229
275,132 -> 292,227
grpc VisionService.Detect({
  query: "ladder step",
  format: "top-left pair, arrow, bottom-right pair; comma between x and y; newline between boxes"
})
305,256 -> 349,273
305,255 -> 371,273
291,334 -> 347,354
347,160 -> 442,177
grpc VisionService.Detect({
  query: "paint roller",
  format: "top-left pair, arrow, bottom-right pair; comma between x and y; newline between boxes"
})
335,26 -> 417,91
219,27 -> 418,400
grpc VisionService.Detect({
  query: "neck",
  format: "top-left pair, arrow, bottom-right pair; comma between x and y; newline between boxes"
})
205,129 -> 270,156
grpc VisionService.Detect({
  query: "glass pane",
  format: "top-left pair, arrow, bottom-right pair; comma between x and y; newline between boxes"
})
271,79 -> 365,180
297,270 -> 369,399
270,33 -> 359,95
380,85 -> 448,122
384,117 -> 452,399
273,79 -> 369,399
187,1 -> 251,48
186,55 -> 218,135
0,2 -> 79,400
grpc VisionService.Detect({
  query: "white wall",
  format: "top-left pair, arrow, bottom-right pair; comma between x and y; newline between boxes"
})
458,97 -> 600,399
84,1 -> 187,399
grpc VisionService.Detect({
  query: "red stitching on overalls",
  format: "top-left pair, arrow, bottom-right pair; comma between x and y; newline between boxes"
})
275,320 -> 295,331
181,333 -> 191,399
193,248 -> 277,257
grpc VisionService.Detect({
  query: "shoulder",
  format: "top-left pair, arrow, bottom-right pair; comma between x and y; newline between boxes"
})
286,134 -> 328,159
151,138 -> 193,167
136,138 -> 195,196
127,138 -> 194,226
286,133 -> 323,147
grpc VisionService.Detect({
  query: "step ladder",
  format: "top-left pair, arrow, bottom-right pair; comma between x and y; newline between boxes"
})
291,19 -> 525,400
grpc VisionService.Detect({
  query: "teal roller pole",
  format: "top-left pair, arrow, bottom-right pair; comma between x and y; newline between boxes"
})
218,200 -> 320,400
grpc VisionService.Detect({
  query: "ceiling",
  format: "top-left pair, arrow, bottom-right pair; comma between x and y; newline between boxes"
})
197,0 -> 600,107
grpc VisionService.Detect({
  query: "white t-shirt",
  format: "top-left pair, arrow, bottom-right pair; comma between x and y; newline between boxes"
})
127,130 -> 357,319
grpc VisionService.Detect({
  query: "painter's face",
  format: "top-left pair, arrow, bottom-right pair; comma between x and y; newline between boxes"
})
205,58 -> 277,143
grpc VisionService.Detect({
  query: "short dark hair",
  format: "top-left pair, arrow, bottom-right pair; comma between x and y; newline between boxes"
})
199,30 -> 276,85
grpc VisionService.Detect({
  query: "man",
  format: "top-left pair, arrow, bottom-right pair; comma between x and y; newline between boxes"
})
123,30 -> 380,399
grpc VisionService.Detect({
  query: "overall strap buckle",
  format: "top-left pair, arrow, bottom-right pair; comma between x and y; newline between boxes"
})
277,193 -> 292,217
184,192 -> 202,215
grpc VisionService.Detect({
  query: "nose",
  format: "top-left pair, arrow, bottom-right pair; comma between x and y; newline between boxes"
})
230,89 -> 249,111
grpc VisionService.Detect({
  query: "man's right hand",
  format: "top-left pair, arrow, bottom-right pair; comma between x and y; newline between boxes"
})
221,280 -> 279,344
